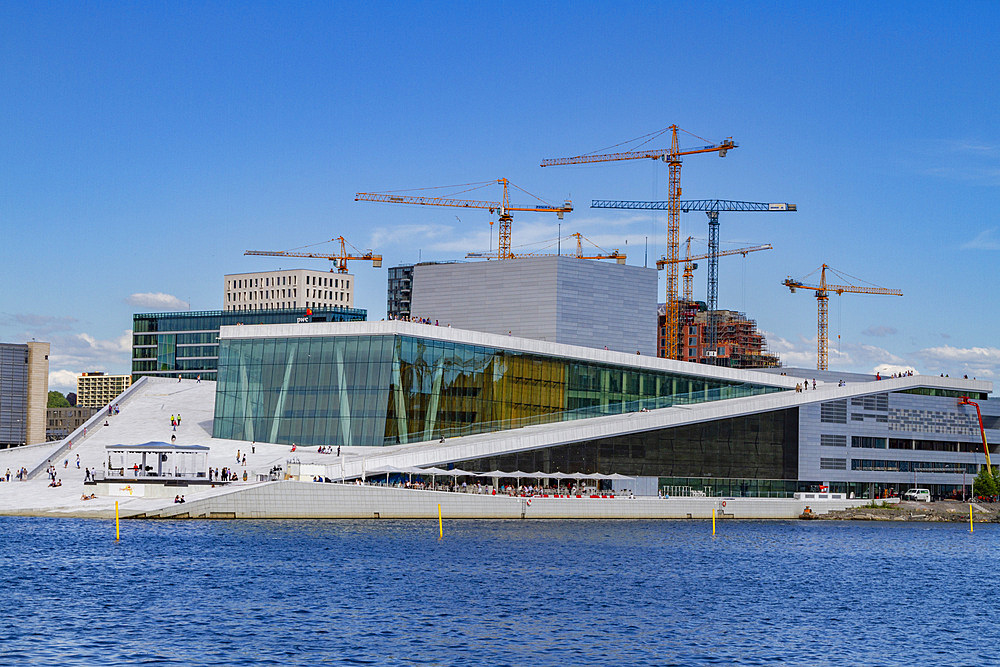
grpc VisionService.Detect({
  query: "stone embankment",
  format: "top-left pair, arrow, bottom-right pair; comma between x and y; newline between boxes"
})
817,500 -> 1000,522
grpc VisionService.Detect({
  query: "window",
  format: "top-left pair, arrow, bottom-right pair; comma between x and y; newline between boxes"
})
821,434 -> 847,447
851,436 -> 887,449
821,400 -> 847,424
820,457 -> 847,470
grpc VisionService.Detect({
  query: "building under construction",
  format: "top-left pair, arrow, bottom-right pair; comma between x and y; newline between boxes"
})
658,302 -> 779,369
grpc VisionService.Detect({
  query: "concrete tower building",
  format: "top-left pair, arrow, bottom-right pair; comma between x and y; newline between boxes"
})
0,340 -> 49,448
408,256 -> 658,356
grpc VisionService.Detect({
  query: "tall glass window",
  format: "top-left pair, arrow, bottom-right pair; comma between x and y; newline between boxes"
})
214,333 -> 785,447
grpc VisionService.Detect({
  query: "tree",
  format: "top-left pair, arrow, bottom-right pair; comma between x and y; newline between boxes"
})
47,391 -> 70,408
973,466 -> 997,498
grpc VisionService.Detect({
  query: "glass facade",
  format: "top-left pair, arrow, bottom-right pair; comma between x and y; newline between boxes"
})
132,307 -> 366,381
386,265 -> 413,319
455,409 -> 800,483
213,333 -> 785,447
0,343 -> 29,448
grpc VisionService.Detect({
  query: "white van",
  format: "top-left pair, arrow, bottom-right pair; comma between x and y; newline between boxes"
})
903,488 -> 931,502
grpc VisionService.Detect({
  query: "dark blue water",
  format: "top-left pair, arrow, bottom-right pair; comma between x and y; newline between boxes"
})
0,517 -> 995,665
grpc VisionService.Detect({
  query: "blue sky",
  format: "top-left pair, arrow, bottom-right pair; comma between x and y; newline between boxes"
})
2,1 -> 998,391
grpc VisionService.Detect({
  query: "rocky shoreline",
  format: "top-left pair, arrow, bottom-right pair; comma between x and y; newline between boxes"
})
815,500 -> 1000,523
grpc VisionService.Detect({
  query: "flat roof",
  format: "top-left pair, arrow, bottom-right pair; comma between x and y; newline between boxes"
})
225,269 -> 354,277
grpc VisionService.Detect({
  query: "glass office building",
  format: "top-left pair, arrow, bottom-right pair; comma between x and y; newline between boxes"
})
132,307 -> 367,382
386,265 -> 413,320
213,331 -> 784,447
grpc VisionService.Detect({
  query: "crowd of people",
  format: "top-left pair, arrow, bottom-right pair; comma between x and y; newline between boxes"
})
2,467 -> 28,482
794,379 -> 818,392
209,467 -> 244,482
875,371 -> 915,380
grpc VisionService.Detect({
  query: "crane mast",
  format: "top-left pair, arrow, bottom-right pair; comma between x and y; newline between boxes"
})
594,198 -> 792,358
783,264 -> 903,370
544,126 -> 736,359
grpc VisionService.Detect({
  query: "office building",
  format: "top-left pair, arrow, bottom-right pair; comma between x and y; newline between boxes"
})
76,372 -> 132,408
224,269 -> 355,312
0,341 -> 49,448
46,405 -> 99,441
387,265 -> 414,320
132,306 -> 366,382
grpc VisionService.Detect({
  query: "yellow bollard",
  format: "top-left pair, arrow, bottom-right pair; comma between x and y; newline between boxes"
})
438,503 -> 443,540
970,503 -> 974,533
115,500 -> 120,541
712,508 -> 716,536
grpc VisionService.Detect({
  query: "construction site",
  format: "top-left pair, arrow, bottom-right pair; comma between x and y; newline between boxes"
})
213,124 -> 908,375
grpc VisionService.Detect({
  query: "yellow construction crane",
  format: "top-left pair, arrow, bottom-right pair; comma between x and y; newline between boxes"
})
245,236 -> 382,273
543,126 -> 736,358
355,179 -> 572,260
466,232 -> 625,263
783,264 -> 903,371
657,238 -> 773,301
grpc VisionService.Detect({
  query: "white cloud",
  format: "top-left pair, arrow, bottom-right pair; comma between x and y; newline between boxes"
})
906,345 -> 1000,379
920,140 -> 1000,185
947,140 -> 999,155
762,333 -> 816,368
0,313 -> 78,334
125,292 -> 189,310
369,223 -> 457,248
874,363 -> 916,377
45,329 -> 133,379
917,345 -> 1000,364
49,369 -> 81,392
77,330 -> 132,354
961,228 -> 1000,250
764,331 -> 914,374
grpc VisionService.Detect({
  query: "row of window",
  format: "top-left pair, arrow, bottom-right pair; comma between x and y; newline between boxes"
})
851,459 -> 978,474
229,275 -> 297,290
821,457 -> 978,474
306,275 -> 349,289
821,434 -> 986,454
228,303 -> 303,311
227,289 -> 298,302
306,289 -> 348,301
134,308 -> 365,333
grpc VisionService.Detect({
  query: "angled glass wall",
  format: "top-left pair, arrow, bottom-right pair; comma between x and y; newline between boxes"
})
213,334 -> 785,447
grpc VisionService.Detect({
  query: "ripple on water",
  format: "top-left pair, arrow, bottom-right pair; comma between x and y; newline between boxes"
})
0,518 -> 997,665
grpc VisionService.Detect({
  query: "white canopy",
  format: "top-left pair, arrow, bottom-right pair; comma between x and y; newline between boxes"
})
365,466 -> 635,481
